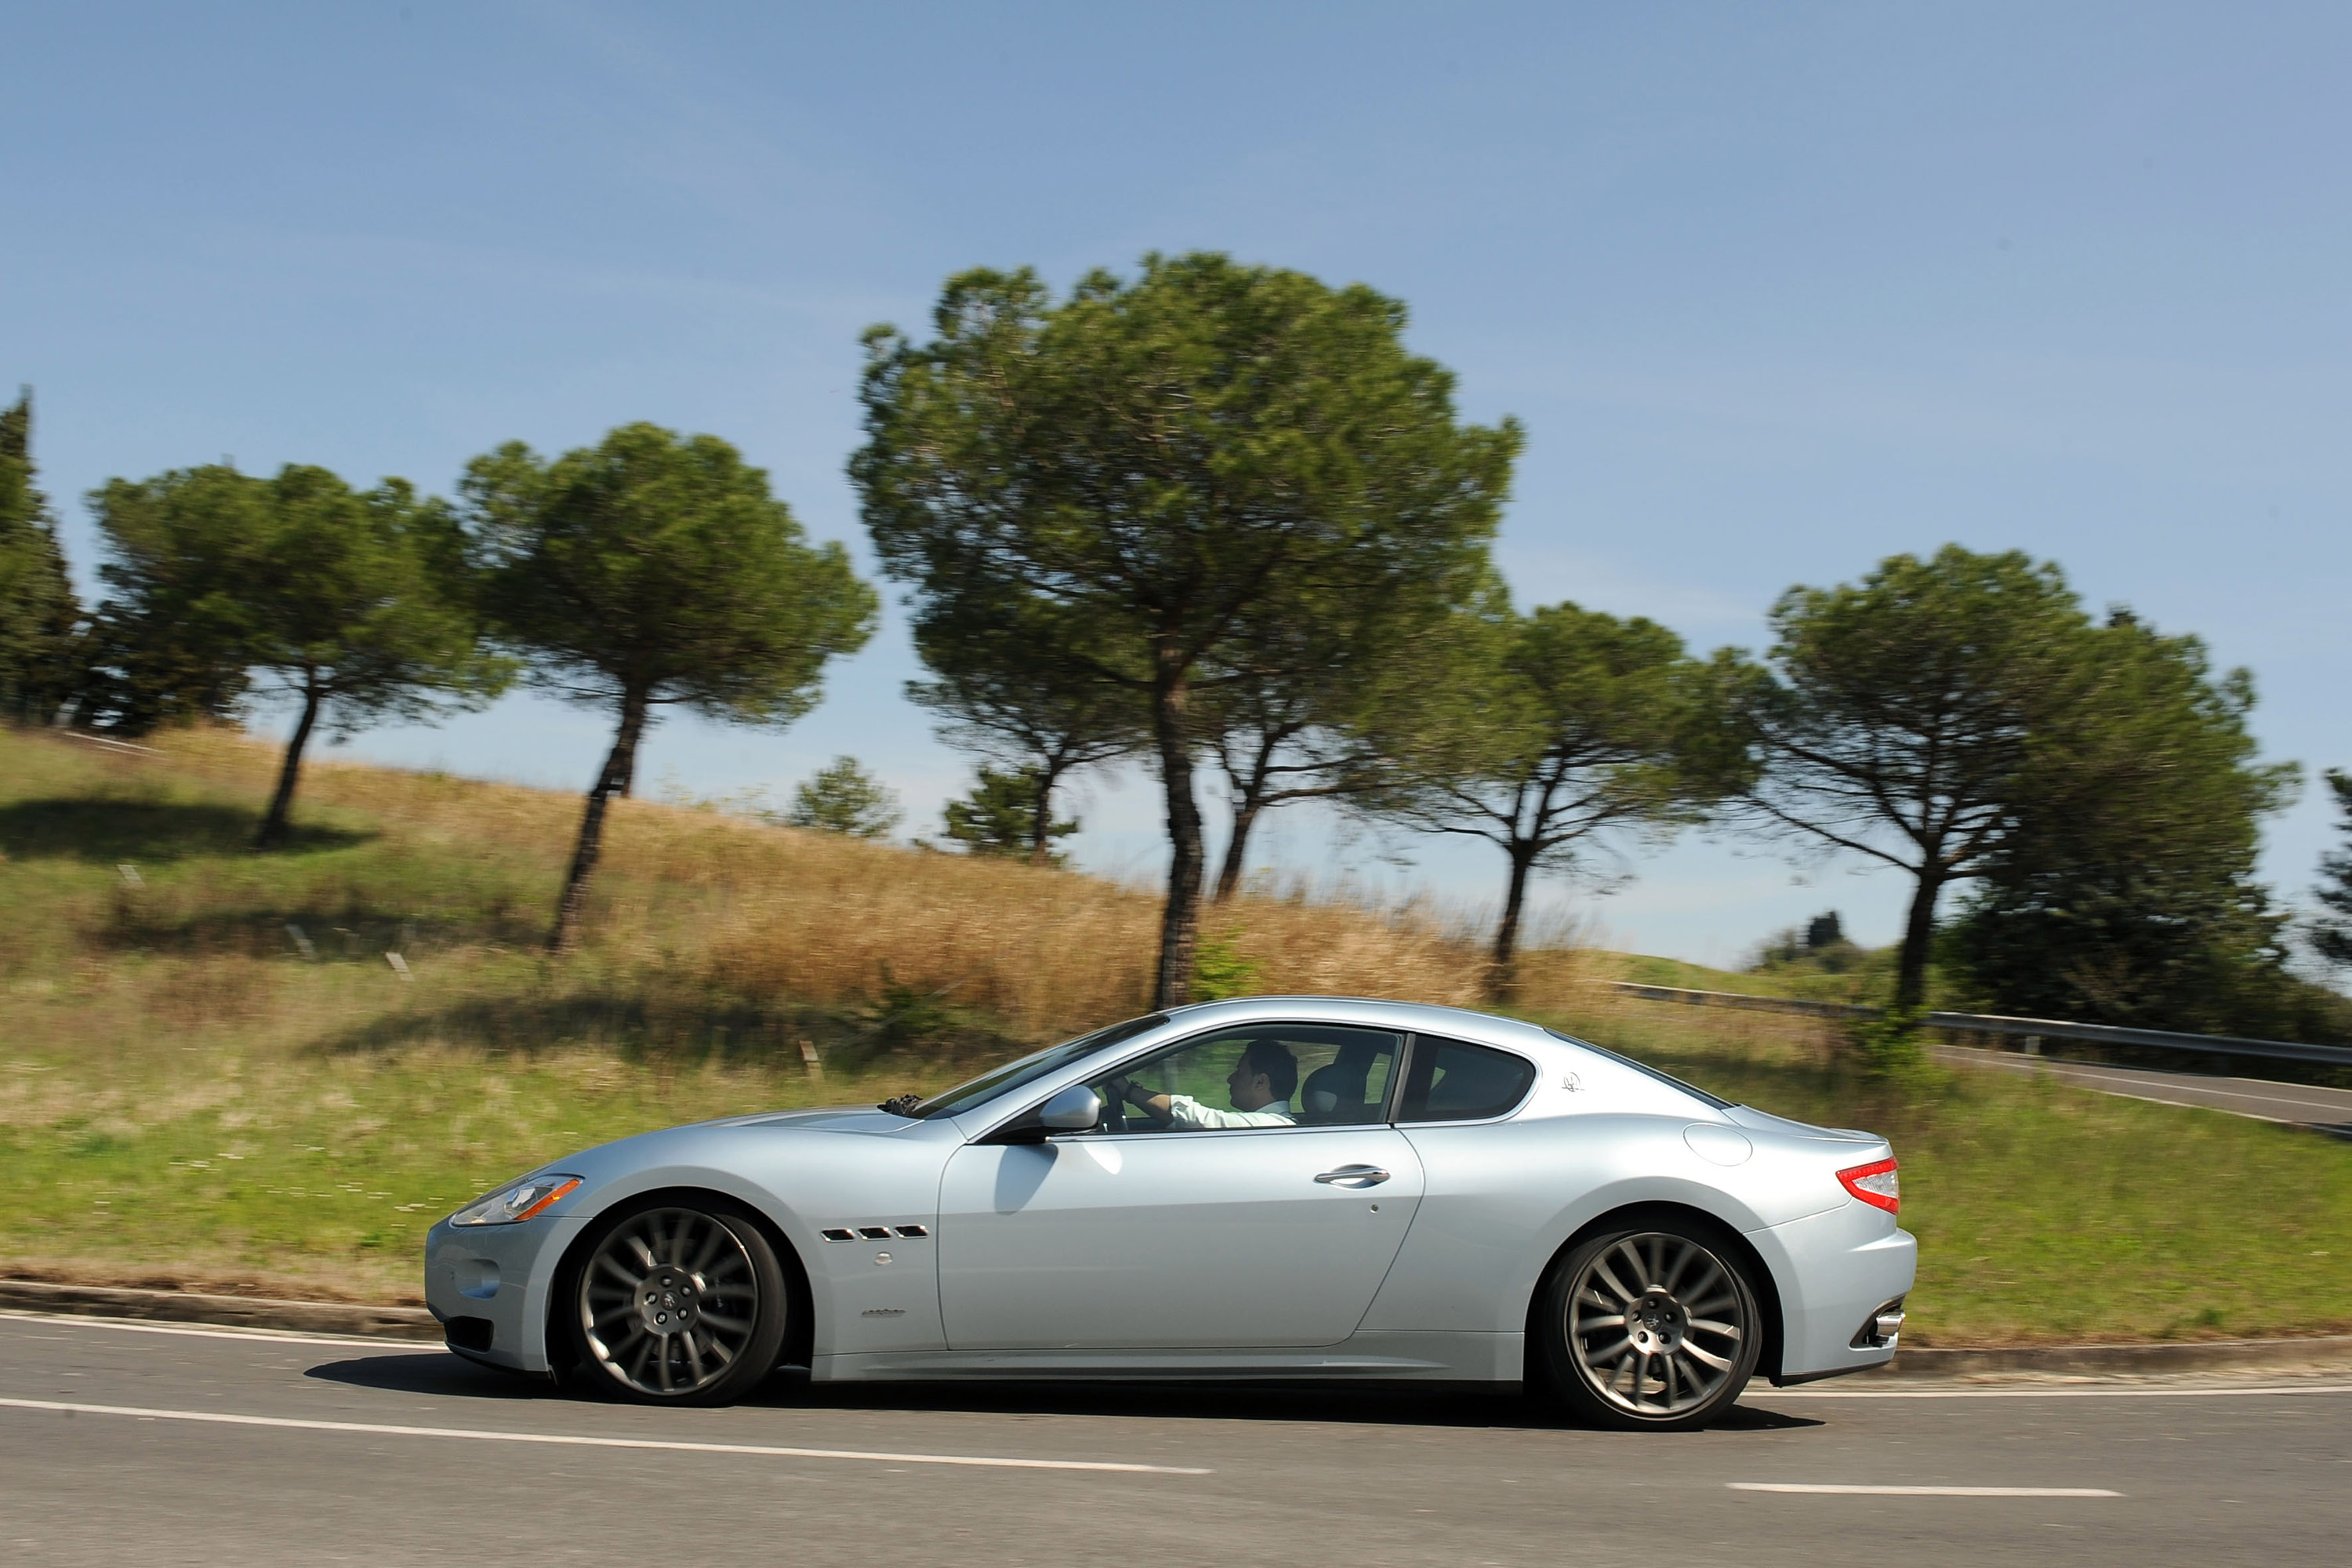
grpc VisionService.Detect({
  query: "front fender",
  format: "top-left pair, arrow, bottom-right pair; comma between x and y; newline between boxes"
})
425,1119 -> 961,1371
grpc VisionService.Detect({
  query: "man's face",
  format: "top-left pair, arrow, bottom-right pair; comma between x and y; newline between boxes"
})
1227,1049 -> 1275,1112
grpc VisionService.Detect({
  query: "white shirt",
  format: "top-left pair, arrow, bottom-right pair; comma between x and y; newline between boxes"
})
1160,1095 -> 1296,1131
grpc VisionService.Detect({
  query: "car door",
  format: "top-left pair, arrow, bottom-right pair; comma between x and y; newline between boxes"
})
935,1023 -> 1425,1350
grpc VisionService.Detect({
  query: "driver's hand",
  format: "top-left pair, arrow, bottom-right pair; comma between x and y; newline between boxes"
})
1105,1076 -> 1131,1103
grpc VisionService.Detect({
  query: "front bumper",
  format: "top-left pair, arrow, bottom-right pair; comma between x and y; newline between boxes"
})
423,1214 -> 587,1374
1749,1200 -> 1918,1384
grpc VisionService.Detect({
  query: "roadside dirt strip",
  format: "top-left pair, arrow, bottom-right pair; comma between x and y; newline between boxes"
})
0,1279 -> 437,1339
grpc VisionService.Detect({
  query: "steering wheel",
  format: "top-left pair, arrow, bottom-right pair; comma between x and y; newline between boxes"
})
1101,1078 -> 1127,1134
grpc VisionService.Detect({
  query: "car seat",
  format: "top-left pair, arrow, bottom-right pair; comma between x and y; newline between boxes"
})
1299,1041 -> 1385,1123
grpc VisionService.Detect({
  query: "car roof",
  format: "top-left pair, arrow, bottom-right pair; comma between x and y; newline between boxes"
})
1162,994 -> 1563,1053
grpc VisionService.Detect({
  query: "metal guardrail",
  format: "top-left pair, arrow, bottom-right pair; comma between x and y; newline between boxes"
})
1605,982 -> 2352,1069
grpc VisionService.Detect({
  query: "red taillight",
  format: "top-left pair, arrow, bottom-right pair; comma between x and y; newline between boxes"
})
1837,1157 -> 1900,1214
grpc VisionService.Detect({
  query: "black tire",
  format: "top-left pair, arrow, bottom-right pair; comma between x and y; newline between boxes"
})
561,1195 -> 790,1406
1536,1221 -> 1762,1432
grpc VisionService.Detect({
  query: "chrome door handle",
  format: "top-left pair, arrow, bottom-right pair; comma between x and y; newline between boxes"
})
1314,1165 -> 1390,1188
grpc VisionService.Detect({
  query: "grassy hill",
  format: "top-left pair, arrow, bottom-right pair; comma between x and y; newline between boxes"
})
2,724 -> 2347,1345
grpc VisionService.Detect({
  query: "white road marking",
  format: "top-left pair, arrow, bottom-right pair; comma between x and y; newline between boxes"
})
0,1310 -> 416,1351
1938,1047 -> 2352,1125
2071,1088 -> 2310,1125
0,1397 -> 1214,1474
2094,1084 -> 2352,1119
1761,1381 -> 2352,1400
1730,1483 -> 2121,1497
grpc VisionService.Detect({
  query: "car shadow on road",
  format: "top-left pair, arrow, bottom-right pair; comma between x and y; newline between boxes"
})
771,1380 -> 1822,1432
307,1352 -> 553,1402
305,1352 -> 1821,1432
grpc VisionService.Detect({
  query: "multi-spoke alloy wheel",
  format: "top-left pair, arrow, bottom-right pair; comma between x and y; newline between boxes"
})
566,1200 -> 788,1406
1541,1225 -> 1760,1431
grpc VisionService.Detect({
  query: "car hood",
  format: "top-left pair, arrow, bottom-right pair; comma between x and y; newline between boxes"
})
535,1105 -> 930,1173
706,1106 -> 922,1134
539,1105 -> 935,1184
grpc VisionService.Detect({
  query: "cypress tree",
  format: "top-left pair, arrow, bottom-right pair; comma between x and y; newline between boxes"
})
0,389 -> 83,724
2313,770 -> 2352,971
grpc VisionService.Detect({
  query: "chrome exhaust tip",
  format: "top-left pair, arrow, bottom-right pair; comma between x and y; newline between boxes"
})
1851,1296 -> 1907,1348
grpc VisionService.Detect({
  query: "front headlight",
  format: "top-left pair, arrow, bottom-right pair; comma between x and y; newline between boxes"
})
449,1174 -> 582,1227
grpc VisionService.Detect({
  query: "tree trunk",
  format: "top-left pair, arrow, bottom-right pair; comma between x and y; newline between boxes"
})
1893,869 -> 1944,1014
1212,799 -> 1263,905
255,681 -> 322,849
1027,761 -> 1065,866
613,722 -> 643,798
1486,843 -> 1538,1004
1210,739 -> 1276,904
549,688 -> 651,954
1150,666 -> 1204,1009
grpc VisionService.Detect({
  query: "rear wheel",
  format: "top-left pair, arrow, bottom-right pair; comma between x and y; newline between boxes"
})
564,1196 -> 789,1406
1537,1223 -> 1760,1432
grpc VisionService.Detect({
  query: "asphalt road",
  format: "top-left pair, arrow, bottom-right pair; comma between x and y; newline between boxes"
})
1938,1044 -> 2352,1135
2,1312 -> 2347,1566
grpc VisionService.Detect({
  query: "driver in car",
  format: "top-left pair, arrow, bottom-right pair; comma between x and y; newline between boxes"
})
1108,1040 -> 1298,1130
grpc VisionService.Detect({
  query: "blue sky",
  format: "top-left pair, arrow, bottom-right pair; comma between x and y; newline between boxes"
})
5,2 -> 2347,967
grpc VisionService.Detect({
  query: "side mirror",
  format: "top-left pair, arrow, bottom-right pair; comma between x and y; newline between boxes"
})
988,1083 -> 1103,1144
1039,1084 -> 1102,1131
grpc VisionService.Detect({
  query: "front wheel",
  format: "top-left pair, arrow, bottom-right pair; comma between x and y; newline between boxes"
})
1537,1224 -> 1761,1432
563,1197 -> 789,1406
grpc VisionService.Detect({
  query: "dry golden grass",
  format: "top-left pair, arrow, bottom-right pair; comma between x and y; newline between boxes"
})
140,724 -> 1566,1035
698,862 -> 1496,1039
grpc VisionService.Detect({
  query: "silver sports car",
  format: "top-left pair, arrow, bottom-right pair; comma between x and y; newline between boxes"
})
425,996 -> 1915,1430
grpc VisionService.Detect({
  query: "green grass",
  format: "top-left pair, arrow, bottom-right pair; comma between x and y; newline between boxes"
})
1607,945 -> 1913,1007
4,724 -> 2348,1342
0,1044 -> 879,1301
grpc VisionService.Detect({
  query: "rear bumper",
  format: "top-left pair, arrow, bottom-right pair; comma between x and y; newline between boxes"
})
1748,1200 -> 1917,1384
423,1215 -> 585,1374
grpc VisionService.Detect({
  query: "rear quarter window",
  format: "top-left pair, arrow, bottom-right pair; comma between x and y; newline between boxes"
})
1397,1036 -> 1537,1123
1543,1027 -> 1733,1111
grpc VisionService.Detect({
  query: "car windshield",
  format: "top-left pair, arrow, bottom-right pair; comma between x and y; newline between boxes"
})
1543,1027 -> 1735,1110
909,1014 -> 1170,1120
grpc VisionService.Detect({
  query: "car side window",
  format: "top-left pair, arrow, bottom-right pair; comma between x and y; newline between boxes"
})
1085,1025 -> 1402,1133
1396,1036 -> 1536,1123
